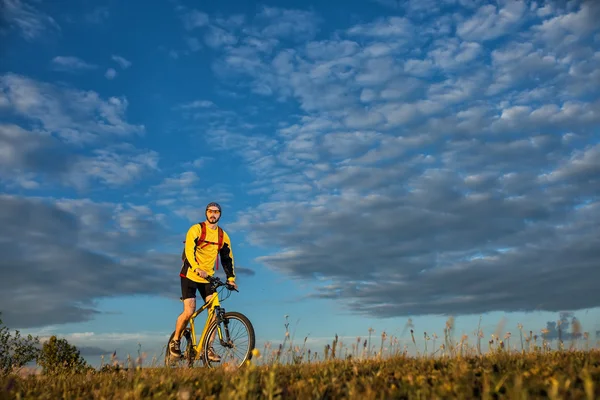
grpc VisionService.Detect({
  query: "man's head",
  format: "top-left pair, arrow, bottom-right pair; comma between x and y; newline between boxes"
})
205,202 -> 222,224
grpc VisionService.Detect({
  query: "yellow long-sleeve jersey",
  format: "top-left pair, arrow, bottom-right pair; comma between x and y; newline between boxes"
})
179,222 -> 235,283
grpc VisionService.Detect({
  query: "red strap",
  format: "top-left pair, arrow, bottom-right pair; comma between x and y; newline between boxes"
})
198,222 -> 206,243
218,227 -> 224,249
195,222 -> 207,263
216,227 -> 224,270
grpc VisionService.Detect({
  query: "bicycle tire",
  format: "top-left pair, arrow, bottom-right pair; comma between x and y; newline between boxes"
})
201,311 -> 256,369
164,328 -> 195,368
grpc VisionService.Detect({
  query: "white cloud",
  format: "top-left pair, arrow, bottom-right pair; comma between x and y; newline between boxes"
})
204,25 -> 238,48
320,131 -> 382,159
542,144 -> 600,184
536,3 -> 554,18
403,58 -> 436,78
0,194 -> 173,328
486,41 -> 562,96
215,14 -> 246,29
167,3 -> 600,319
379,77 -> 422,101
428,39 -> 482,70
428,72 -> 487,105
376,100 -> 443,128
254,6 -> 320,40
362,42 -> 399,58
490,101 -> 600,134
0,124 -> 47,169
1,0 -> 60,41
360,88 -> 377,103
111,55 -> 132,69
177,100 -> 215,109
182,157 -> 213,169
305,40 -> 360,60
0,73 -> 144,144
151,171 -> 199,195
148,170 -> 233,222
84,7 -> 109,24
0,73 -> 154,192
355,57 -> 400,86
456,0 -> 527,41
34,330 -> 170,359
0,123 -> 75,189
347,16 -> 413,38
533,2 -> 600,46
0,126 -> 158,191
67,145 -> 160,189
51,56 -> 97,72
105,68 -> 117,80
182,9 -> 209,30
243,36 -> 279,54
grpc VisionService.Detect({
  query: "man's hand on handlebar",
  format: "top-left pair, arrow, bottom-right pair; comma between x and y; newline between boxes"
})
194,272 -> 239,292
194,268 -> 208,278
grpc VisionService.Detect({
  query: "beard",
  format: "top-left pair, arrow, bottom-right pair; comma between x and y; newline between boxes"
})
207,214 -> 220,224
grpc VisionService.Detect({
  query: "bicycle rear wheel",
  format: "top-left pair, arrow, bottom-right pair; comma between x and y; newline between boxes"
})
164,328 -> 196,368
202,311 -> 255,369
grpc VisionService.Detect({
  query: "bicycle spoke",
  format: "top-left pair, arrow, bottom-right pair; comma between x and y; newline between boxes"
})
228,322 -> 249,346
205,315 -> 252,368
216,346 -> 245,364
231,329 -> 248,342
229,323 -> 244,341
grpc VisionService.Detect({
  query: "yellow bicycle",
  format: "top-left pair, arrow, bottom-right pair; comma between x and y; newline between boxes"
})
165,275 -> 255,369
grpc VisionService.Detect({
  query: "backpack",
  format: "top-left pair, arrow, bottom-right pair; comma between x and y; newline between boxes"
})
181,221 -> 225,270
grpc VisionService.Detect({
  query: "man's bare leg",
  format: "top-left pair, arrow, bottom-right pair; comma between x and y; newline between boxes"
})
170,298 -> 196,357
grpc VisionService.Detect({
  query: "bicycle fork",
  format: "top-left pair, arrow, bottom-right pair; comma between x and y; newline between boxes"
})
214,306 -> 234,348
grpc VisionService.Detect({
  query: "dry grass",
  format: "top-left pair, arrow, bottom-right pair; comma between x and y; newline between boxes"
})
1,350 -> 599,399
2,317 -> 599,399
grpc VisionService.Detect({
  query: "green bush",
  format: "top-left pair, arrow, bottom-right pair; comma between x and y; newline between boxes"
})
0,313 -> 40,376
37,335 -> 92,375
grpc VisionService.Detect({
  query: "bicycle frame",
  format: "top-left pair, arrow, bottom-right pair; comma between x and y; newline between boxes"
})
186,290 -> 229,360
167,276 -> 252,369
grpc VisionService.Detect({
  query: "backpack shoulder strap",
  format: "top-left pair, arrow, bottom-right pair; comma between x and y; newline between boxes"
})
197,221 -> 206,245
217,227 -> 224,250
215,227 -> 224,271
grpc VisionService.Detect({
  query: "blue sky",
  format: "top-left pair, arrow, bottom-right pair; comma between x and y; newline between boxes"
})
1,0 -> 599,366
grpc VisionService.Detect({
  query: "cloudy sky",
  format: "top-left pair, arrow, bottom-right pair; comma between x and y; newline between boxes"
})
1,0 -> 599,364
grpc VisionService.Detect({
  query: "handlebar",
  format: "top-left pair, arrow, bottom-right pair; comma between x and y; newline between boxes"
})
206,275 -> 239,292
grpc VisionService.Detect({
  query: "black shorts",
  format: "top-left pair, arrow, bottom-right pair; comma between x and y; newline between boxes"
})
180,276 -> 215,301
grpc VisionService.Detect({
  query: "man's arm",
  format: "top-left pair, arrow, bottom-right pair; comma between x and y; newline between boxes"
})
219,231 -> 235,282
184,224 -> 202,271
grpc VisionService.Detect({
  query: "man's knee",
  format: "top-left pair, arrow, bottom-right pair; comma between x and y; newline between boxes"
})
205,293 -> 215,303
182,298 -> 196,318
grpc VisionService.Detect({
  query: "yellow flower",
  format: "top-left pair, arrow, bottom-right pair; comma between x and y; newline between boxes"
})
252,348 -> 261,358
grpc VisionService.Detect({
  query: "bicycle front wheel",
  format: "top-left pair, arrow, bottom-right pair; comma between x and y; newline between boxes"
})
202,311 -> 255,369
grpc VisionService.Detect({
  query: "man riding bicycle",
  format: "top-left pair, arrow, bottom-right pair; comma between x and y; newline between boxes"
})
169,202 -> 237,361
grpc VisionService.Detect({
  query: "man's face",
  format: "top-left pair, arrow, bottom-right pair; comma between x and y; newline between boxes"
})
206,207 -> 221,224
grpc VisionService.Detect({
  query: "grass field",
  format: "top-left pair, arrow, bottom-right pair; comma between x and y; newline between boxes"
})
2,315 -> 599,399
2,348 -> 599,399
